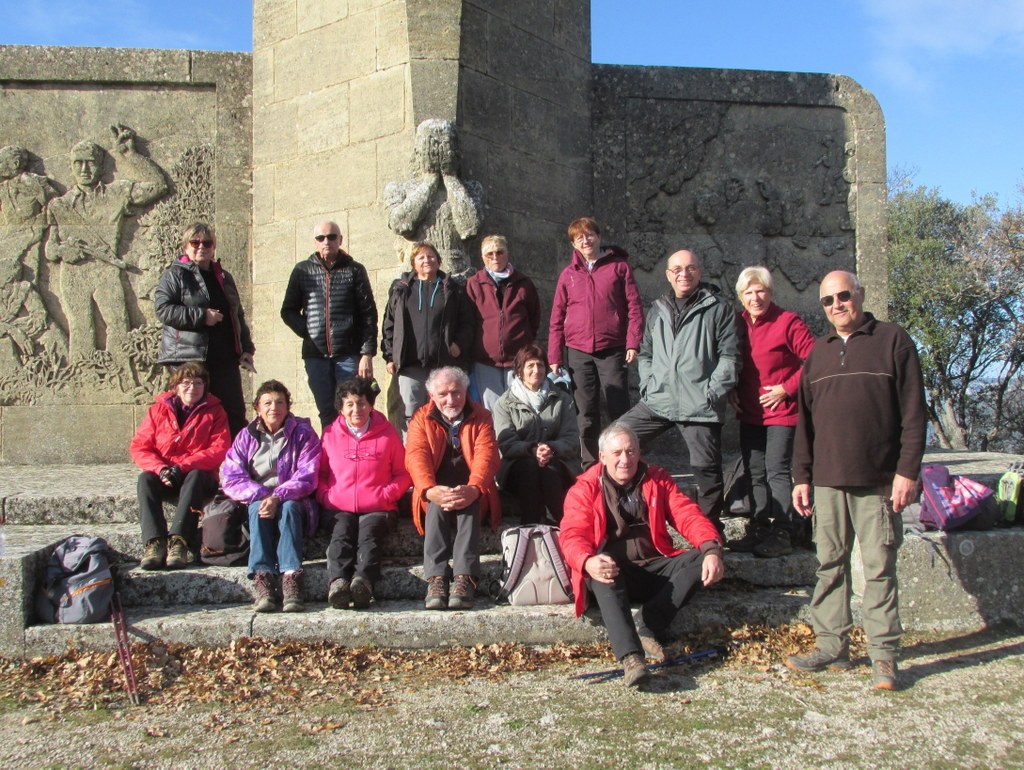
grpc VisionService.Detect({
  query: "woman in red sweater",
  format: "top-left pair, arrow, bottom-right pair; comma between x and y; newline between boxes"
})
730,267 -> 816,557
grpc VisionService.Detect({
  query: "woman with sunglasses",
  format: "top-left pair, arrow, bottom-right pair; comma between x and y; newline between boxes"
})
729,266 -> 816,557
155,222 -> 255,435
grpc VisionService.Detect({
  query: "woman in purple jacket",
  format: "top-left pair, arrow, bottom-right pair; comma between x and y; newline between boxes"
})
220,380 -> 321,613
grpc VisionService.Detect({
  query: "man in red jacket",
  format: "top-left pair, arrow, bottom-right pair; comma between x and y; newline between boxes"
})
560,422 -> 724,687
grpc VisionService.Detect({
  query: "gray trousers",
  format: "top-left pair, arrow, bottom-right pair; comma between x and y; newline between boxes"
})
397,365 -> 430,431
810,485 -> 903,662
422,500 -> 481,579
472,362 -> 513,413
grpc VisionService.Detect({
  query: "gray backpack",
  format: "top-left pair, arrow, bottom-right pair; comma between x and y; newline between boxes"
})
495,525 -> 573,606
36,536 -> 115,624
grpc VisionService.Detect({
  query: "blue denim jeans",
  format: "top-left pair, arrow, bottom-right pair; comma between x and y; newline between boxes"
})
304,354 -> 360,428
247,499 -> 304,577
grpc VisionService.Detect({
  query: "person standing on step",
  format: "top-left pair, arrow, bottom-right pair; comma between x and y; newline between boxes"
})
728,266 -> 816,557
465,234 -> 541,411
130,362 -> 230,571
281,220 -> 378,429
220,380 -> 321,613
560,422 -> 724,687
318,377 -> 411,610
548,217 -> 644,468
617,248 -> 741,540
406,366 -> 500,611
786,270 -> 926,691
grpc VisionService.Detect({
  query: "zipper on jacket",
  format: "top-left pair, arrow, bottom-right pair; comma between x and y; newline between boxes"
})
323,264 -> 333,358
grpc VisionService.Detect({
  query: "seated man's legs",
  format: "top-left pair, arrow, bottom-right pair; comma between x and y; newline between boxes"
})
423,502 -> 455,579
451,502 -> 481,580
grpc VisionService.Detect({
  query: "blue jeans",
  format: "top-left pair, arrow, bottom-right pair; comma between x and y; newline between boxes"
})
247,499 -> 304,577
305,354 -> 359,428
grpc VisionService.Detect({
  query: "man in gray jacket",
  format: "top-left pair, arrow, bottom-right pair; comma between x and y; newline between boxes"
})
618,249 -> 741,536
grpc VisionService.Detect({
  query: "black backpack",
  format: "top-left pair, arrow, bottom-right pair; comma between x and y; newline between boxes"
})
36,536 -> 115,624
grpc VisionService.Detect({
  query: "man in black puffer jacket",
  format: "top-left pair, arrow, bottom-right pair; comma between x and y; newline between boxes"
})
281,221 -> 378,427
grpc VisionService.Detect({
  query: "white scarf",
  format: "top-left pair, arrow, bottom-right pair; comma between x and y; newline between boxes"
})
510,376 -> 549,413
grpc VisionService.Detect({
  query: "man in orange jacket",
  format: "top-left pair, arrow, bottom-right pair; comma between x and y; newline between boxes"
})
406,366 -> 500,610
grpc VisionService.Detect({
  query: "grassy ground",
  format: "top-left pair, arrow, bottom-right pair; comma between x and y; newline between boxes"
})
1,624 -> 1022,769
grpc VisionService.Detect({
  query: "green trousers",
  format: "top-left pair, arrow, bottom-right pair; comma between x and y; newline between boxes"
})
809,486 -> 904,662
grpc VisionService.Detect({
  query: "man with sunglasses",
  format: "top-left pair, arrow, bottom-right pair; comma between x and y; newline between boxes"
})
281,221 -> 378,427
788,270 -> 926,691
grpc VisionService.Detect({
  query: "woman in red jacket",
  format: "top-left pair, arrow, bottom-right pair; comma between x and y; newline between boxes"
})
129,362 -> 231,570
730,266 -> 816,557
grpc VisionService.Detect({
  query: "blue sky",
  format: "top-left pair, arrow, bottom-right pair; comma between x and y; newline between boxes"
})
5,0 -> 1021,206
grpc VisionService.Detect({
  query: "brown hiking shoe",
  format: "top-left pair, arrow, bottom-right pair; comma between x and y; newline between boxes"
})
282,572 -> 304,613
351,576 -> 373,609
448,574 -> 477,610
165,535 -> 192,569
636,626 -> 666,663
328,578 -> 352,609
872,659 -> 898,691
425,575 -> 448,610
621,653 -> 651,688
253,572 -> 277,613
786,648 -> 852,672
141,537 -> 166,570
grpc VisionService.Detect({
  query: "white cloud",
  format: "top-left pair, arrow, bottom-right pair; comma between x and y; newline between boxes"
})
863,0 -> 1024,91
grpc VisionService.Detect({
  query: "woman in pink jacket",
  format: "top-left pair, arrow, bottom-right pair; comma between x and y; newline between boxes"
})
730,266 -> 816,558
317,377 -> 411,609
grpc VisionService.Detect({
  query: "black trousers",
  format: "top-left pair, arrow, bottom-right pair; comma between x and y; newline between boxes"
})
137,469 -> 218,546
504,459 -> 569,525
587,550 -> 705,660
322,509 -> 391,585
566,347 -> 629,467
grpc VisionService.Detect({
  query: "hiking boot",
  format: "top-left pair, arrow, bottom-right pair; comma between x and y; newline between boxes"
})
786,648 -> 852,673
282,572 -> 304,613
351,576 -> 373,609
634,615 -> 666,662
448,574 -> 477,610
425,575 -> 448,610
140,537 -> 166,570
165,535 -> 192,569
729,522 -> 769,553
871,659 -> 898,691
753,528 -> 794,558
621,653 -> 651,688
328,578 -> 352,610
253,572 -> 277,613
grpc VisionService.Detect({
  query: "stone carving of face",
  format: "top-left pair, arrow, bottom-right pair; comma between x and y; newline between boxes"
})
71,142 -> 103,188
0,146 -> 26,180
416,120 -> 458,174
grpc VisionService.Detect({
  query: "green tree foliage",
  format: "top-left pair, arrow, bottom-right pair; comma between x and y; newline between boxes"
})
888,177 -> 1024,450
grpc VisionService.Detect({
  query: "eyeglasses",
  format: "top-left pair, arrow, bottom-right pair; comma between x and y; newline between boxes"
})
314,233 -> 340,242
667,266 -> 699,275
177,379 -> 205,389
820,290 -> 854,308
188,239 -> 214,248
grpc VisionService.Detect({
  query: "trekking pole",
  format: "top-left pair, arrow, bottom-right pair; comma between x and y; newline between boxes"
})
576,648 -> 719,682
110,593 -> 140,706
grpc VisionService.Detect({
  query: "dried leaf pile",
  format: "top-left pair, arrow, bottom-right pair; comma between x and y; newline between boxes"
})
0,623 -> 864,713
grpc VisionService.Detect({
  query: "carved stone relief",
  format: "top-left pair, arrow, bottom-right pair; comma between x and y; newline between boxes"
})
384,119 -> 484,279
0,126 -> 214,407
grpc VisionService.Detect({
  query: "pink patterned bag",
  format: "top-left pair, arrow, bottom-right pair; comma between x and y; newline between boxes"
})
919,464 -> 995,530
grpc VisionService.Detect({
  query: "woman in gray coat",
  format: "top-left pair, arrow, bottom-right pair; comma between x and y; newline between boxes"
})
492,344 -> 582,525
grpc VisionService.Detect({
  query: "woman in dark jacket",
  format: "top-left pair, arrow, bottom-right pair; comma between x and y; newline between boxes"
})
492,344 -> 582,525
381,241 -> 474,429
154,222 -> 255,435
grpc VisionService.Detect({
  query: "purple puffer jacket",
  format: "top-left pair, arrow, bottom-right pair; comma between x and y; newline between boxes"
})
220,414 -> 322,535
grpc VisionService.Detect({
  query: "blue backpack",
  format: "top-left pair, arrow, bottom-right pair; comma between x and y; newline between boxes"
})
36,536 -> 115,624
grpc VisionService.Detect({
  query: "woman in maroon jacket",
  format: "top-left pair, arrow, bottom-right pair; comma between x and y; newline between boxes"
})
729,266 -> 816,557
129,362 -> 231,571
547,217 -> 644,467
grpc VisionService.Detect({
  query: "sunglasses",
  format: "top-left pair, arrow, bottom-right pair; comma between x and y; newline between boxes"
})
189,239 -> 214,248
820,290 -> 853,308
314,233 -> 340,242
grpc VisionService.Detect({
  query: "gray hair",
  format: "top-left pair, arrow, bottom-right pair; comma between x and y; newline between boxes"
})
735,266 -> 774,297
426,366 -> 470,393
597,421 -> 640,453
481,234 -> 508,253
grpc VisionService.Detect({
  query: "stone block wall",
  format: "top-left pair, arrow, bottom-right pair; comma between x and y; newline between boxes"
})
0,46 -> 251,463
592,65 -> 886,329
